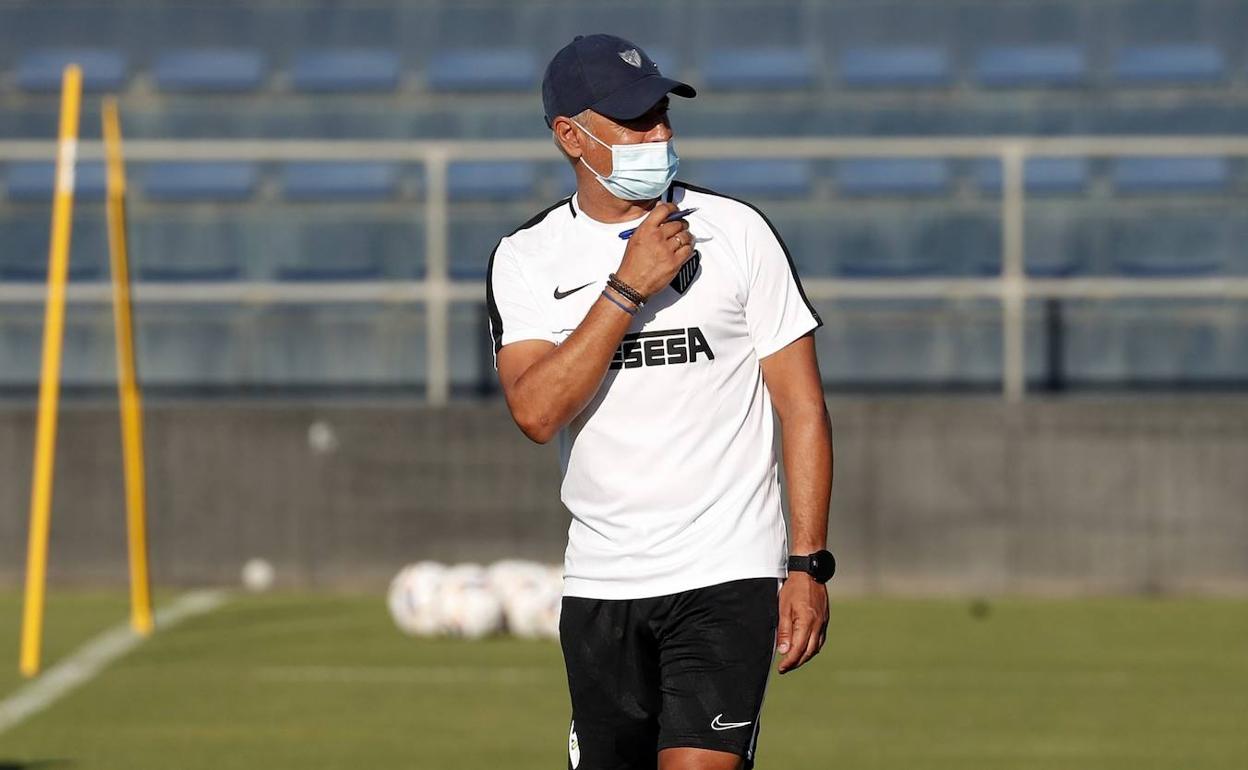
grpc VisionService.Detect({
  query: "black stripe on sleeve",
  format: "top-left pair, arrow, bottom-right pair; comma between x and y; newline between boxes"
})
485,196 -> 573,355
671,181 -> 822,326
485,242 -> 506,355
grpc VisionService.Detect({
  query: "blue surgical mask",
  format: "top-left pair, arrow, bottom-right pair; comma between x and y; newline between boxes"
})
573,121 -> 679,201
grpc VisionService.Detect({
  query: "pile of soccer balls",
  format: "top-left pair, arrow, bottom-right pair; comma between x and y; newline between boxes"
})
386,560 -> 562,640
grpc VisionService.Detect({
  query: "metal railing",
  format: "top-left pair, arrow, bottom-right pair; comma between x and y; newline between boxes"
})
3,136 -> 1248,403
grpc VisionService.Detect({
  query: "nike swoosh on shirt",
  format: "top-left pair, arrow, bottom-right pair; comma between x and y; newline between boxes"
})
711,714 -> 753,731
553,282 -> 593,300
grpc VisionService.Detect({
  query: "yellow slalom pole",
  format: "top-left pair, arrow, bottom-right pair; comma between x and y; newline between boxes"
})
102,97 -> 154,637
20,64 -> 82,678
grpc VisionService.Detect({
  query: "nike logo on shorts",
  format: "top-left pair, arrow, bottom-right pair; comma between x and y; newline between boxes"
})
711,714 -> 752,731
554,282 -> 593,300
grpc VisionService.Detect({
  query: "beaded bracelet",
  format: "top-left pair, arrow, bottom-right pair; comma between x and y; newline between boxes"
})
607,273 -> 646,307
601,289 -> 638,316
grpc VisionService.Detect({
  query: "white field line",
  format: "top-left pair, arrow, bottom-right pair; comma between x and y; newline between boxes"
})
253,665 -> 548,686
0,590 -> 227,736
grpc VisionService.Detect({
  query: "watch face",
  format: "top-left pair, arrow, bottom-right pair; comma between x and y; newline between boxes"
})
811,550 -> 836,583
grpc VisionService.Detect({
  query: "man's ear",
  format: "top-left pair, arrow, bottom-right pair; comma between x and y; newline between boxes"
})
552,116 -> 584,160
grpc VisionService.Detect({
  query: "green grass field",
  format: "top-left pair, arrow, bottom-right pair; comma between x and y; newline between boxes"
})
1,593 -> 1246,769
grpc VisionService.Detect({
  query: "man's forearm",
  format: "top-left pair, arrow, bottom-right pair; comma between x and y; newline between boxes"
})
781,405 -> 833,553
508,294 -> 633,442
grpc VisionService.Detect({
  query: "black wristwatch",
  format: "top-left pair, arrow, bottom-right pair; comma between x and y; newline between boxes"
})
788,549 -> 836,584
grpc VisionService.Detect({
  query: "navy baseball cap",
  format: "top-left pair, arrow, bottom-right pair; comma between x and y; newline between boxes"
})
542,34 -> 696,127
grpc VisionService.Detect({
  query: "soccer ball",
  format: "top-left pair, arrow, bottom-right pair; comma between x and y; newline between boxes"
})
501,564 -> 563,640
240,558 -> 275,592
487,559 -> 553,603
387,561 -> 447,637
438,563 -> 505,640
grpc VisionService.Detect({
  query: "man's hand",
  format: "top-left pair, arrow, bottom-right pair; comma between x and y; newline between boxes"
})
776,572 -> 828,674
614,201 -> 695,298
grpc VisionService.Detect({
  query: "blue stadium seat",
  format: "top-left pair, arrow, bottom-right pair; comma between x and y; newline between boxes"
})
914,215 -> 1002,276
139,263 -> 243,281
812,298 -> 1011,386
763,212 -> 826,276
276,262 -> 385,281
450,303 -> 492,392
290,49 -> 402,93
1,305 -> 121,388
837,158 -> 951,196
426,48 -> 538,92
1062,300 -> 1244,383
703,48 -> 817,90
1114,44 -> 1225,85
975,45 -> 1086,87
16,49 -> 127,93
1023,212 -> 1098,277
5,161 -> 108,202
450,212 -> 521,279
154,49 -> 266,92
252,305 -> 411,386
275,221 -> 388,281
975,157 -> 1090,195
1111,157 -> 1230,194
130,219 -> 246,281
448,162 -> 538,202
135,306 -> 247,387
281,162 -> 401,201
821,213 -> 936,277
686,160 -> 814,198
838,46 -> 952,88
0,214 -> 107,281
142,162 -> 259,202
1107,214 -> 1227,276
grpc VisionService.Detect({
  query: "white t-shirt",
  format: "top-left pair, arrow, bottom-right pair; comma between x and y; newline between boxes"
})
487,181 -> 822,599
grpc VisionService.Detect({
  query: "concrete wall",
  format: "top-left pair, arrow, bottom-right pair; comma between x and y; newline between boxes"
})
2,398 -> 1246,595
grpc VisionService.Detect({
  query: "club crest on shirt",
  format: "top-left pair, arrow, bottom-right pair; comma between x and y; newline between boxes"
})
669,250 -> 700,295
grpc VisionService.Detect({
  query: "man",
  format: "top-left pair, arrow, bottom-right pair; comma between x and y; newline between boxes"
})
487,34 -> 835,770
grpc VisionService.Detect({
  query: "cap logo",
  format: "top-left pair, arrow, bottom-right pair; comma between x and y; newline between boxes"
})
619,49 -> 642,68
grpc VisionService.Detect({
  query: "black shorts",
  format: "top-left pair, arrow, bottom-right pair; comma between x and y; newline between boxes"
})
560,578 -> 779,770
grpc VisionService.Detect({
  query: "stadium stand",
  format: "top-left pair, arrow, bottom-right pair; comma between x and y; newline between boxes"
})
426,48 -> 538,92
0,213 -> 108,282
974,158 -> 1091,195
838,46 -> 952,88
702,48 -> 819,90
16,48 -> 127,93
1113,44 -> 1226,85
1,0 -> 1247,394
1111,156 -> 1231,193
6,161 -> 109,202
154,49 -> 266,92
684,160 -> 815,199
142,162 -> 260,202
273,220 -> 390,281
130,219 -> 246,282
450,211 -> 520,279
837,158 -> 952,196
448,162 -> 539,202
290,49 -> 402,93
281,162 -> 403,202
974,45 -> 1087,88
1108,213 -> 1230,276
